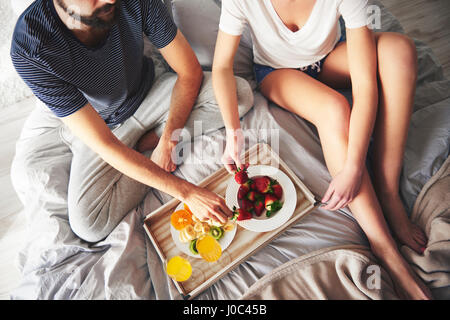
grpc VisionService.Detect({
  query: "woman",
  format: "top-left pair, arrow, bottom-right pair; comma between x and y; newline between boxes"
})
212,0 -> 431,299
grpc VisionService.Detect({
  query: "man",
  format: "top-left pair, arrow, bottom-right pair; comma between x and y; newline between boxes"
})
11,0 -> 253,242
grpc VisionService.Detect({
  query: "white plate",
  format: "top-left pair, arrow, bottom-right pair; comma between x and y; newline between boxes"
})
170,202 -> 237,258
225,165 -> 297,232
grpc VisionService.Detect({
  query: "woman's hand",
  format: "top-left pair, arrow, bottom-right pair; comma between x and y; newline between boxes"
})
183,186 -> 233,224
321,164 -> 363,211
222,128 -> 245,173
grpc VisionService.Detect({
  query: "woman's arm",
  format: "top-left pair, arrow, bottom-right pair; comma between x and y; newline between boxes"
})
212,30 -> 246,172
345,26 -> 379,170
322,26 -> 378,210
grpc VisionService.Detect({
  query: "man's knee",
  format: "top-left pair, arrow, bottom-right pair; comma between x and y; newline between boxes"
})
68,204 -> 110,243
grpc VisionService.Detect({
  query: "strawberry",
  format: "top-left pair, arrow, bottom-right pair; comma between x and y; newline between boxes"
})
237,209 -> 252,221
237,185 -> 249,200
265,194 -> 283,217
253,198 -> 265,216
234,166 -> 249,184
238,198 -> 254,212
246,190 -> 258,202
253,176 -> 272,193
242,179 -> 253,191
232,206 -> 252,221
271,181 -> 283,199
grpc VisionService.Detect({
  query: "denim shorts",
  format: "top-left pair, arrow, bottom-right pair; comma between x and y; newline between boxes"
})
253,35 -> 346,85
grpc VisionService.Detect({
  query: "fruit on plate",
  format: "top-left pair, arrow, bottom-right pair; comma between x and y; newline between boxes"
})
232,206 -> 252,221
209,226 -> 224,240
237,184 -> 249,200
265,194 -> 283,217
223,221 -> 235,232
179,225 -> 196,243
253,197 -> 265,216
253,176 -> 272,193
271,181 -> 283,199
189,239 -> 199,255
196,234 -> 222,262
238,198 -> 254,212
234,166 -> 249,184
171,209 -> 193,230
246,190 -> 261,202
166,256 -> 192,282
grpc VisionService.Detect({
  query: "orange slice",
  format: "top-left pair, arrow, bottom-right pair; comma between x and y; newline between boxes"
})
183,203 -> 193,215
171,209 -> 193,230
166,256 -> 192,282
196,234 -> 222,262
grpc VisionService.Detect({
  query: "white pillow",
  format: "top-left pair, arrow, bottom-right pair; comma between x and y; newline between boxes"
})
171,0 -> 254,81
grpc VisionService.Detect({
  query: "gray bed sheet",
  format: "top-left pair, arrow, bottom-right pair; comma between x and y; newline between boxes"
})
10,1 -> 450,300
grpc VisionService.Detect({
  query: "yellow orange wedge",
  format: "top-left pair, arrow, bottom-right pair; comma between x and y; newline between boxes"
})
170,209 -> 193,230
196,234 -> 222,262
183,203 -> 193,215
166,256 -> 192,282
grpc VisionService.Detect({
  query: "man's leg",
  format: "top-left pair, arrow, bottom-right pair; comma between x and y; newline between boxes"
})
11,102 -> 72,211
137,71 -> 254,147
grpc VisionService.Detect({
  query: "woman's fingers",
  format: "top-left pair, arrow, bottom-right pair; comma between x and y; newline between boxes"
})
321,185 -> 334,204
322,193 -> 340,210
330,198 -> 348,211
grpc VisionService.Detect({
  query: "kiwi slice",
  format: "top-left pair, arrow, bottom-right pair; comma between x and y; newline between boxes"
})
209,226 -> 224,240
189,239 -> 198,255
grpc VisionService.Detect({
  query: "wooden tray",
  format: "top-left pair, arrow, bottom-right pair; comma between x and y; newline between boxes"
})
143,143 -> 319,299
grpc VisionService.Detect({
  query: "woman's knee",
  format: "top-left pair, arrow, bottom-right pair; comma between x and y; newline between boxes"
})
377,33 -> 417,78
317,93 -> 351,134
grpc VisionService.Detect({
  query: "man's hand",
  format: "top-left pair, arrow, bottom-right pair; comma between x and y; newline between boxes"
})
183,186 -> 233,225
151,138 -> 178,172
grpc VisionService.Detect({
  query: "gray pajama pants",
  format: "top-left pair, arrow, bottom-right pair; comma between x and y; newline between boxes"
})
11,72 -> 253,242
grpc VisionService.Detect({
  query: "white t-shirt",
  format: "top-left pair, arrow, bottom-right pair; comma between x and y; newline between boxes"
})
219,0 -> 369,69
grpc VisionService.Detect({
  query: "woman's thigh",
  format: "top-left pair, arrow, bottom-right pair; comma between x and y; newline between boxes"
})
259,68 -> 350,128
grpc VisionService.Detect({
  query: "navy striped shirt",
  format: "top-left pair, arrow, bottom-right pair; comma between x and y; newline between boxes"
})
11,0 -> 177,126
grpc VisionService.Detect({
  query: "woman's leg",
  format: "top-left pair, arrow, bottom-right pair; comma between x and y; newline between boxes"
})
260,68 -> 431,299
318,32 -> 427,254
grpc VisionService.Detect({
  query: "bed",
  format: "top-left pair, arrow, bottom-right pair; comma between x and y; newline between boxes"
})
9,0 -> 450,300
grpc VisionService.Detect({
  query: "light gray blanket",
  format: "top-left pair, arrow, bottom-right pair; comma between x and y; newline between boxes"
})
10,1 -> 450,299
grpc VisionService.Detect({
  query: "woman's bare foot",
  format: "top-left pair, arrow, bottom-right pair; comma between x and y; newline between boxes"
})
136,130 -> 160,153
373,245 -> 433,300
378,192 -> 427,254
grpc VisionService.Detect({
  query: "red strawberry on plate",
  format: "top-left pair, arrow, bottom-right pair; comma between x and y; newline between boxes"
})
239,198 -> 254,212
232,206 -> 252,221
234,166 -> 249,184
246,190 -> 258,202
253,198 -> 265,216
271,181 -> 283,199
253,176 -> 272,193
265,194 -> 283,217
237,185 -> 249,200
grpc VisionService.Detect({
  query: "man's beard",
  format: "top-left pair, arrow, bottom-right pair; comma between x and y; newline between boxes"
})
56,0 -> 120,30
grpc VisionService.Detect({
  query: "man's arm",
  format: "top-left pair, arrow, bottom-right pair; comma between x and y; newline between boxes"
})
150,30 -> 204,172
60,103 -> 231,223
